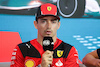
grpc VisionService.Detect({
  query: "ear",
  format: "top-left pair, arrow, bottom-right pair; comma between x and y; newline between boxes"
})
57,22 -> 60,29
34,21 -> 38,29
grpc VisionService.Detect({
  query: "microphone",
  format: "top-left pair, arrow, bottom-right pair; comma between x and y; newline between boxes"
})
43,37 -> 54,51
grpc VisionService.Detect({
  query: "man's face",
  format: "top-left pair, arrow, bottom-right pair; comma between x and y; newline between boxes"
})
35,16 -> 60,38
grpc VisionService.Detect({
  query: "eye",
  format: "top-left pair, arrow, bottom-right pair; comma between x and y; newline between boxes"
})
41,20 -> 46,23
52,20 -> 57,23
52,21 -> 56,23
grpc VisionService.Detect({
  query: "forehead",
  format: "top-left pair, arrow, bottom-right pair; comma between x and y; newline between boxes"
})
38,16 -> 58,20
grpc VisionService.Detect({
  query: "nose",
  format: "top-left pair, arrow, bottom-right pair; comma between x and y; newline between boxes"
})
47,21 -> 51,29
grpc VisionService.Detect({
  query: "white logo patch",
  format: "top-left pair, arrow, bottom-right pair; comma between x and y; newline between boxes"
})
55,60 -> 63,66
43,40 -> 50,46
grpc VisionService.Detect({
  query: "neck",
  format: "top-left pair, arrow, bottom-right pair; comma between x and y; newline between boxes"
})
37,35 -> 57,46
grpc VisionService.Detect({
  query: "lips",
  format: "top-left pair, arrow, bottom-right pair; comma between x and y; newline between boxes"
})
46,31 -> 52,34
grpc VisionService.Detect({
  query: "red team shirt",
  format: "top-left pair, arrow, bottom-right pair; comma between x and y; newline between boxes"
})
11,38 -> 80,67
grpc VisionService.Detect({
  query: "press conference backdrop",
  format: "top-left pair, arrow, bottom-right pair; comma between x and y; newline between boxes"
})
0,0 -> 100,66
0,14 -> 100,62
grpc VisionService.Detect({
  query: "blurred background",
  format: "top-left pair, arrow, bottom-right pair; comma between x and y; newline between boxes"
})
0,0 -> 100,66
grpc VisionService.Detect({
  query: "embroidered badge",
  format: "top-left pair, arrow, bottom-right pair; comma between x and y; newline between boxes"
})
25,59 -> 35,67
57,50 -> 64,57
47,6 -> 52,11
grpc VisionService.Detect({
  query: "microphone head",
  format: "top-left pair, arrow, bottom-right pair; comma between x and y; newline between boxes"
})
43,37 -> 54,51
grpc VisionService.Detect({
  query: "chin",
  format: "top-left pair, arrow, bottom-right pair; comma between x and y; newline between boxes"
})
44,35 -> 52,37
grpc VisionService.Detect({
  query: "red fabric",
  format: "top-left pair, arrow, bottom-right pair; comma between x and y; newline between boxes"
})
10,46 -> 24,67
10,38 -> 80,67
53,38 -> 62,50
64,47 -> 79,67
30,39 -> 44,56
0,31 -> 22,62
41,3 -> 57,15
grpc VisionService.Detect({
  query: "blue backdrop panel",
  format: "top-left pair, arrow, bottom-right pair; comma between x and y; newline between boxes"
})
0,14 -> 100,61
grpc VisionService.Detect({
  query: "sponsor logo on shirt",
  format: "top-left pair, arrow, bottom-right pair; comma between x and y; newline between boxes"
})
11,48 -> 17,65
25,59 -> 35,67
11,61 -> 15,65
26,44 -> 31,48
43,40 -> 50,46
77,59 -> 79,64
57,50 -> 63,57
55,60 -> 63,66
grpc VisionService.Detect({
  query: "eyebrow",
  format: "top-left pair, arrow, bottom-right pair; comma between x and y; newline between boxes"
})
40,18 -> 58,21
40,19 -> 47,21
51,19 -> 58,21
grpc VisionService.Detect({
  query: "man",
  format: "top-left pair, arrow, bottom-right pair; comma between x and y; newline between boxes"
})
82,49 -> 100,67
10,3 -> 79,67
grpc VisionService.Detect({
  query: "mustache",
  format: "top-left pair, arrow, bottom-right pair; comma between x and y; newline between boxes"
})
44,29 -> 52,32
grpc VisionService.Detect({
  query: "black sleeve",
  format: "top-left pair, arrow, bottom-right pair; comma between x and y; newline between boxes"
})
97,48 -> 100,59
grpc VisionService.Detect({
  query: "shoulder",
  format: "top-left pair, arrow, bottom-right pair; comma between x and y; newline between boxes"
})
18,41 -> 30,47
96,49 -> 100,58
60,41 -> 76,58
57,38 -> 73,48
61,41 -> 73,49
18,39 -> 36,48
97,48 -> 100,53
62,41 -> 77,54
17,41 -> 31,54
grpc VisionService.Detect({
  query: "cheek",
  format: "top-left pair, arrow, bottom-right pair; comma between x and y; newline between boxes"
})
37,23 -> 46,28
53,25 -> 59,30
52,26 -> 58,33
37,25 -> 45,32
